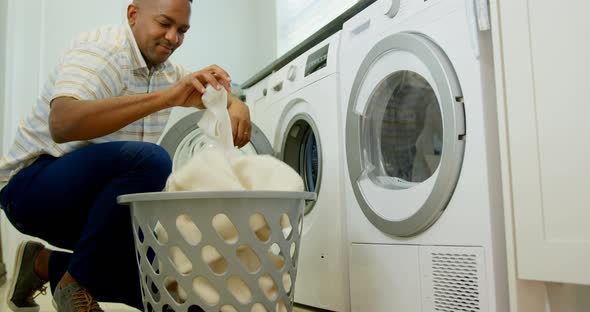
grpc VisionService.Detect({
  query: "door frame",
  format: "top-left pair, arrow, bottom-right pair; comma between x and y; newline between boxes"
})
345,32 -> 465,237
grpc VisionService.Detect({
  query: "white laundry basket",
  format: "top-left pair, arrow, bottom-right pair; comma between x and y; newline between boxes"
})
118,191 -> 315,312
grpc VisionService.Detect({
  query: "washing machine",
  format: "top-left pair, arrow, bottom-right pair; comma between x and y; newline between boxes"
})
243,74 -> 272,125
339,0 -> 508,311
248,32 -> 349,311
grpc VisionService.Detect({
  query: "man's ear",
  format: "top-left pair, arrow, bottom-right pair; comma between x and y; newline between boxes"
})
127,4 -> 139,26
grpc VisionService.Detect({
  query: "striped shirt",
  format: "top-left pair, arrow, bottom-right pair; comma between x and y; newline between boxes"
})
0,24 -> 188,186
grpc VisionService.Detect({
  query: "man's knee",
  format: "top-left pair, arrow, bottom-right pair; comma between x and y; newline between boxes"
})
120,142 -> 172,181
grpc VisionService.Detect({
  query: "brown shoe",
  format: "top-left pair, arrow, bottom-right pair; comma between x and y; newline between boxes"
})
52,282 -> 103,312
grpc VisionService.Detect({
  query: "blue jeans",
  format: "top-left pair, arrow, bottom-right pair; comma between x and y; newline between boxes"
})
0,141 -> 172,310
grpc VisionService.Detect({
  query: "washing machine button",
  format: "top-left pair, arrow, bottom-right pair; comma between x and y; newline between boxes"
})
385,0 -> 401,18
287,65 -> 298,82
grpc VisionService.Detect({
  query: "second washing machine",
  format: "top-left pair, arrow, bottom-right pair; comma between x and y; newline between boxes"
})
248,32 -> 349,311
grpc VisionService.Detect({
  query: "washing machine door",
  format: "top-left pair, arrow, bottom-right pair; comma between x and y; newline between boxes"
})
160,111 -> 273,171
279,112 -> 321,215
346,32 -> 465,237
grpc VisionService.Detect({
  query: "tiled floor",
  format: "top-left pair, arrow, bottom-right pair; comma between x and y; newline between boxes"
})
0,281 -> 322,312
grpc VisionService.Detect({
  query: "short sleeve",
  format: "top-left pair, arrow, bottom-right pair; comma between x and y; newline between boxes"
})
51,43 -> 123,101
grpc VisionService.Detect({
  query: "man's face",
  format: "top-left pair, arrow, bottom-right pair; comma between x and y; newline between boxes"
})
128,0 -> 191,68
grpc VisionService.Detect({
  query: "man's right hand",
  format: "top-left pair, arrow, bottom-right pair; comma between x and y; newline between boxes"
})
165,64 -> 232,109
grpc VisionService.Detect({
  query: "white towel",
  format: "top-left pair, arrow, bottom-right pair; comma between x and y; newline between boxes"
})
166,149 -> 244,192
232,154 -> 304,191
197,84 -> 235,156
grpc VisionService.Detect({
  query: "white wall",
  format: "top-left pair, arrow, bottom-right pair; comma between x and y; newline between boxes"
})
0,0 -> 7,153
171,0 -> 276,85
162,0 -> 277,133
1,0 -> 44,284
253,0 -> 277,77
38,0 -> 129,80
2,0 -> 42,150
0,0 -> 7,273
275,0 -> 355,56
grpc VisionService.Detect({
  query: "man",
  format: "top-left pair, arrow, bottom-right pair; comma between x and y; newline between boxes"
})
0,0 -> 251,311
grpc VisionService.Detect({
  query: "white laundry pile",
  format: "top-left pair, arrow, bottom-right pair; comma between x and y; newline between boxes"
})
166,84 -> 303,192
159,85 -> 303,310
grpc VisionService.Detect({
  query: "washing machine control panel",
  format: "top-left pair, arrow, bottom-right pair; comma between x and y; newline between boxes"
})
266,32 -> 340,102
305,44 -> 330,77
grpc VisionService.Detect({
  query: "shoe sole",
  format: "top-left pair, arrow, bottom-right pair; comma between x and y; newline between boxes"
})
6,241 -> 41,312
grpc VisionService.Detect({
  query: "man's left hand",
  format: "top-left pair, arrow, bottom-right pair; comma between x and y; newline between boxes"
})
228,95 -> 251,148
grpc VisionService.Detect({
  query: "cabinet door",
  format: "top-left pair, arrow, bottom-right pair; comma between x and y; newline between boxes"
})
498,0 -> 590,285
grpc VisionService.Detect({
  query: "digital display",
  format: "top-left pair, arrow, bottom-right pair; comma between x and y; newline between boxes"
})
305,44 -> 330,77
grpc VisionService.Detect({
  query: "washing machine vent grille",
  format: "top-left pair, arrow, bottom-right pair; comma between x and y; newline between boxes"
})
420,247 -> 487,312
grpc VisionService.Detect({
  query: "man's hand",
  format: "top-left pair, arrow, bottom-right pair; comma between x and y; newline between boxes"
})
164,64 -> 232,109
162,64 -> 250,147
228,95 -> 251,148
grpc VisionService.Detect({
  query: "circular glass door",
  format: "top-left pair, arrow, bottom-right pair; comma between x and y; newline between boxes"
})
365,71 -> 442,188
280,114 -> 321,215
159,111 -> 273,172
346,32 -> 465,237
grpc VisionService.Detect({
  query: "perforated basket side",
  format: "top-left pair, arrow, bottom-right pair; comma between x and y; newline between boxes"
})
128,195 -> 307,312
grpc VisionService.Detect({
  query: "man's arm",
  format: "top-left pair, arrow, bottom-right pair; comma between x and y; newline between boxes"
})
49,92 -> 168,143
227,93 -> 251,148
49,65 -> 232,143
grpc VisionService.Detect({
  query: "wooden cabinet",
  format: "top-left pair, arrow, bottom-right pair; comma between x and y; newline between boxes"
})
495,0 -> 590,285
